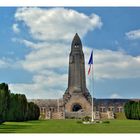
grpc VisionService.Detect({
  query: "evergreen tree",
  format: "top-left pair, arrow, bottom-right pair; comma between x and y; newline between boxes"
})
135,102 -> 139,120
27,102 -> 40,120
0,83 -> 10,123
0,82 -> 40,122
7,94 -> 28,121
137,101 -> 140,120
124,101 -> 140,120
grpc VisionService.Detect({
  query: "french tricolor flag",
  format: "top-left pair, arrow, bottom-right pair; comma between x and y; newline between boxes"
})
88,50 -> 93,75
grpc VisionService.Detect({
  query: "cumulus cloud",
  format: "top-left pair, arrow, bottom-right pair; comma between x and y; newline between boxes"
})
84,48 -> 140,79
110,93 -> 122,98
21,43 -> 69,72
9,73 -> 67,99
10,7 -> 140,99
126,29 -> 140,40
15,7 -> 102,42
12,23 -> 20,33
93,49 -> 140,79
10,7 -> 103,98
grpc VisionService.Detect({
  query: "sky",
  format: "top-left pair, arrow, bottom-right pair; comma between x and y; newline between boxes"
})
0,7 -> 140,99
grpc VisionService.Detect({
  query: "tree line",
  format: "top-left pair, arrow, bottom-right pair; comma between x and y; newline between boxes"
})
124,100 -> 140,120
0,83 -> 40,124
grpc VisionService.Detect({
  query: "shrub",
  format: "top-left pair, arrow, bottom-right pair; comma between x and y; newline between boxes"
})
77,120 -> 82,124
114,112 -> 126,120
103,120 -> 110,124
82,116 -> 91,122
0,120 -> 5,125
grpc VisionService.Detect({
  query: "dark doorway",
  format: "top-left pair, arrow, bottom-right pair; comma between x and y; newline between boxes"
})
72,104 -> 82,112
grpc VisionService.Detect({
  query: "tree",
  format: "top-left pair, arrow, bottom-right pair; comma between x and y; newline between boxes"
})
0,83 -> 10,123
0,82 -> 40,122
124,101 -> 140,120
124,102 -> 131,119
27,102 -> 40,120
17,94 -> 28,121
7,94 -> 28,121
134,102 -> 139,120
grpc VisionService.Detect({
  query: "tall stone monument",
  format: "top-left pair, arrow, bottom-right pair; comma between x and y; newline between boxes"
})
63,33 -> 92,114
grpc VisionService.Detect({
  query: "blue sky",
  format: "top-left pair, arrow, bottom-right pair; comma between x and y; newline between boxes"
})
0,7 -> 140,99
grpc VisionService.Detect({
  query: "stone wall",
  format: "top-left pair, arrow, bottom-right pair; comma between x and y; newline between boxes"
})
28,98 -> 136,120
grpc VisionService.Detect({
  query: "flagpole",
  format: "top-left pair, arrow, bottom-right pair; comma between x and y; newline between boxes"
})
88,50 -> 94,122
91,51 -> 94,122
57,98 -> 59,113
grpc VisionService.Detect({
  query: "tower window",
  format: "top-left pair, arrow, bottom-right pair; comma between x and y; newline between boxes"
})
75,45 -> 79,48
74,43 -> 79,48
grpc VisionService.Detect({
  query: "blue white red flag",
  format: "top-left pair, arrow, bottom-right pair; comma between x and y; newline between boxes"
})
88,50 -> 93,75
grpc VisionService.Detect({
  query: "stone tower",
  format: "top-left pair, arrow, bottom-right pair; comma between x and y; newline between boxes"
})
63,33 -> 91,114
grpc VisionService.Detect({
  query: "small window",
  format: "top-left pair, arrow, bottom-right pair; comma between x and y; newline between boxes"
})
103,108 -> 106,112
100,108 -> 102,112
117,108 -> 119,112
75,43 -> 79,48
75,45 -> 79,48
120,108 -> 123,112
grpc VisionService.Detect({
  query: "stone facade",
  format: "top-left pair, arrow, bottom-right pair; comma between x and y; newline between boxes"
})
28,99 -> 65,119
29,98 -> 131,119
94,99 -> 129,113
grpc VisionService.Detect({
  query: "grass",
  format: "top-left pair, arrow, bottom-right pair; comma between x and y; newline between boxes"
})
0,119 -> 140,133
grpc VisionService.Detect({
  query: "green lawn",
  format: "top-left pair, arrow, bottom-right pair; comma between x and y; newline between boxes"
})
0,119 -> 140,133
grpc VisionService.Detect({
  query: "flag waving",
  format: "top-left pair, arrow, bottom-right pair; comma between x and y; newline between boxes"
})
88,50 -> 93,75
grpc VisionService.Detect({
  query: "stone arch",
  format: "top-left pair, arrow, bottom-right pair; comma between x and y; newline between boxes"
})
72,103 -> 82,112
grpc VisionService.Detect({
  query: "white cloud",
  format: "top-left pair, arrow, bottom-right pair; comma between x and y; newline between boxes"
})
12,23 -> 20,33
126,29 -> 140,40
21,42 -> 69,72
11,44 -> 140,98
0,58 -> 20,69
84,48 -> 140,79
15,7 -> 102,42
9,73 -> 66,99
9,7 -> 140,99
11,7 -> 103,98
110,93 -> 122,98
9,70 -> 67,99
93,49 -> 140,79
10,7 -> 103,99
